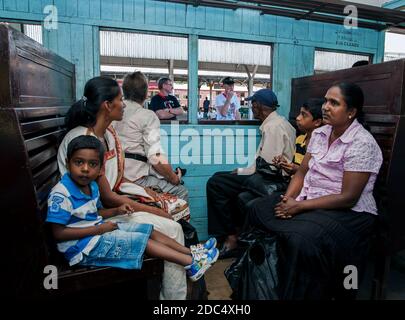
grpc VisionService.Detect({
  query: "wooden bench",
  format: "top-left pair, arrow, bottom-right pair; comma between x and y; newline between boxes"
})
0,24 -> 163,299
290,58 -> 405,299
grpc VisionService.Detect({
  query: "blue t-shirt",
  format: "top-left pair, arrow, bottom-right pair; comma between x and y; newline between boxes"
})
46,174 -> 103,265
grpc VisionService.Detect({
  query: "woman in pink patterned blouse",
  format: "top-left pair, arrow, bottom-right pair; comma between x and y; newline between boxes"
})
248,82 -> 383,300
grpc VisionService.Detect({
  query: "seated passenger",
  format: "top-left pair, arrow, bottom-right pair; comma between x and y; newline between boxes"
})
149,77 -> 184,120
238,98 -> 324,210
47,135 -> 218,282
272,98 -> 324,175
248,82 -> 383,299
206,89 -> 296,259
215,77 -> 241,121
113,71 -> 189,203
57,76 -> 187,300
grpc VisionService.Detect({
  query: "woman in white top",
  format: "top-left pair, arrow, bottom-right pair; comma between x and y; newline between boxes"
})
57,76 -> 187,300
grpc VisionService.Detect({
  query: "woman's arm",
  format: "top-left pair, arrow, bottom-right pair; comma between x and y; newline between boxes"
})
299,171 -> 371,211
97,175 -> 173,219
276,171 -> 371,218
51,221 -> 118,241
284,152 -> 311,199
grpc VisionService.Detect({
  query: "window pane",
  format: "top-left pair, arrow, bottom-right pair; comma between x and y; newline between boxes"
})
314,50 -> 371,74
198,38 -> 272,123
100,30 -> 188,122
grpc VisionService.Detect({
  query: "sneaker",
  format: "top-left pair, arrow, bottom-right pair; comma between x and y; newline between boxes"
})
185,248 -> 219,282
192,247 -> 219,265
190,237 -> 217,255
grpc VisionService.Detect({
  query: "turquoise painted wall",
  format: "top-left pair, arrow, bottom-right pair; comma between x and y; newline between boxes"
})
0,0 -> 385,239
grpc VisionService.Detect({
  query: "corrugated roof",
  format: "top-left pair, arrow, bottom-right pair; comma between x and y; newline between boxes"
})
100,31 -> 271,65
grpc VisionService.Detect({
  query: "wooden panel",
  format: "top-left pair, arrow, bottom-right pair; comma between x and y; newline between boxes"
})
89,0 -> 101,20
25,130 -> 65,152
20,117 -> 65,135
15,106 -> 69,120
29,146 -> 57,171
290,59 -> 405,121
0,25 -> 75,109
66,0 -> 78,17
33,161 -> 58,188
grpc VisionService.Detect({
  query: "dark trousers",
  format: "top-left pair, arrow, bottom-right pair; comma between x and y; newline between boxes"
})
207,171 -> 257,240
248,193 -> 376,300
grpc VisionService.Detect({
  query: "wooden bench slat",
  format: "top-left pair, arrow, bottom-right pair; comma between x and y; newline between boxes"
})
33,162 -> 58,189
15,106 -> 69,121
25,130 -> 65,152
29,146 -> 57,172
21,117 -> 65,136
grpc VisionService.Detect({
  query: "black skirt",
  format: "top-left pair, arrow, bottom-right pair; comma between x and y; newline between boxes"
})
248,192 -> 376,300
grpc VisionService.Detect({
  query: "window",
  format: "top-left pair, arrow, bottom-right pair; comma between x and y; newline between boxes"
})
100,30 -> 188,123
384,31 -> 405,62
314,50 -> 371,74
0,22 -> 42,44
197,38 -> 272,123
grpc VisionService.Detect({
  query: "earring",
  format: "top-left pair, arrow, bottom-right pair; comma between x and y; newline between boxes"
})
349,115 -> 352,119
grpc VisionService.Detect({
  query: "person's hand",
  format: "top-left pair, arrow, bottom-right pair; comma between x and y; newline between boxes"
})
98,221 -> 118,234
272,155 -> 284,167
116,203 -> 134,216
145,187 -> 159,199
274,195 -> 302,219
226,91 -> 234,101
174,168 -> 182,184
280,161 -> 298,175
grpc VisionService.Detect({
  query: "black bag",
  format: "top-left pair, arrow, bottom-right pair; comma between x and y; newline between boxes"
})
224,229 -> 280,300
255,156 -> 285,181
178,219 -> 208,300
243,157 -> 289,197
178,219 -> 199,248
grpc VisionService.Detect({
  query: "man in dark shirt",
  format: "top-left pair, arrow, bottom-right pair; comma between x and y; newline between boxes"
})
149,77 -> 184,120
203,97 -> 210,119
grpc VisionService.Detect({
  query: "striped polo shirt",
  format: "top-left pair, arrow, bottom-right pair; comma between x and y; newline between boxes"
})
46,173 -> 103,266
292,134 -> 307,166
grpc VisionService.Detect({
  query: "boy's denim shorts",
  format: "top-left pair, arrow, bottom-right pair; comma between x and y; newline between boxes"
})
80,222 -> 153,270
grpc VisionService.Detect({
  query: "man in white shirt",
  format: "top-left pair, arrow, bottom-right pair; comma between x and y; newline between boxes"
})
114,72 -> 188,201
215,77 -> 241,121
207,89 -> 296,258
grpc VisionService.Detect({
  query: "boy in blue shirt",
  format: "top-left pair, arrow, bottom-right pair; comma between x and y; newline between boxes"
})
47,135 -> 218,281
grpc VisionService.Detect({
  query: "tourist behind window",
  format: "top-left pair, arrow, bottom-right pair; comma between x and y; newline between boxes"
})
149,77 -> 184,120
215,77 -> 241,121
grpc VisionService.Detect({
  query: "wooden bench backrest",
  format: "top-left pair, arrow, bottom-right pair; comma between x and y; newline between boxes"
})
290,59 -> 405,254
0,24 -> 75,296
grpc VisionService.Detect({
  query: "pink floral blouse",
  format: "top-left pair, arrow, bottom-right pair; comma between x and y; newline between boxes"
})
297,119 -> 383,215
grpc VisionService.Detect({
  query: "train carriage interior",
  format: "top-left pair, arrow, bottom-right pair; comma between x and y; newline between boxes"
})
2,0 -> 405,302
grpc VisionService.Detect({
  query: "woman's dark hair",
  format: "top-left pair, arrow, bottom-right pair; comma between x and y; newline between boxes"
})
65,77 -> 120,130
122,71 -> 148,103
332,82 -> 366,126
302,98 -> 324,121
66,135 -> 105,164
